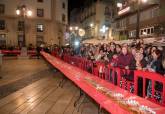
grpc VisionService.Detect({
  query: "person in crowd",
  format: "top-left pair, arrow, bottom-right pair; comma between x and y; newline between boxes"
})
147,49 -> 164,75
107,43 -> 116,61
130,50 -> 147,70
103,44 -> 107,52
151,46 -> 157,54
139,47 -> 144,55
131,46 -> 137,57
79,46 -> 86,57
117,45 -> 134,69
162,51 -> 165,75
144,46 -> 152,64
115,44 -> 121,55
36,46 -> 41,59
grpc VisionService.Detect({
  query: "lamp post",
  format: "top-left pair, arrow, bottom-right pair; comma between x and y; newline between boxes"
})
69,26 -> 79,45
136,0 -> 147,39
16,5 -> 32,47
90,23 -> 95,38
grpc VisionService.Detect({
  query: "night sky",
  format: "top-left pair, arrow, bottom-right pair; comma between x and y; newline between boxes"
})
68,0 -> 84,11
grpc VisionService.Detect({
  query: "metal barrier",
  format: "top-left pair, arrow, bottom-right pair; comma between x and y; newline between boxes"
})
53,52 -> 165,106
134,70 -> 165,106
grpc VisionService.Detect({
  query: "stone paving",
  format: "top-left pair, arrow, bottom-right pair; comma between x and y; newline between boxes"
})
0,58 -> 105,114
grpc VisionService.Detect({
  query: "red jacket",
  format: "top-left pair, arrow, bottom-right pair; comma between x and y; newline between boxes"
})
117,53 -> 134,69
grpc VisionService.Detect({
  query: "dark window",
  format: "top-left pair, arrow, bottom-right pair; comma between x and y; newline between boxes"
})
147,28 -> 150,34
0,34 -> 6,47
62,2 -> 65,9
0,20 -> 5,30
37,0 -> 43,2
0,4 -> 5,14
140,30 -> 143,35
18,21 -> 25,31
62,14 -> 66,22
37,9 -> 44,17
151,27 -> 154,34
36,24 -> 44,32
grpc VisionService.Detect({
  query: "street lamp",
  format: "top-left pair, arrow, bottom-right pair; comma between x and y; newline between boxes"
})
90,23 -> 94,27
136,0 -> 148,39
75,26 -> 79,30
16,5 -> 32,47
69,26 -> 79,46
117,3 -> 122,9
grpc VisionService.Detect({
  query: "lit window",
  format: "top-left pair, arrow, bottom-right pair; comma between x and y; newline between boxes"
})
36,24 -> 44,32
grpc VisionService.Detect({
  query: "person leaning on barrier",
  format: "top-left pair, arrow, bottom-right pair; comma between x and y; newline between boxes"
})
147,49 -> 164,75
161,51 -> 165,76
117,45 -> 134,69
129,50 -> 147,70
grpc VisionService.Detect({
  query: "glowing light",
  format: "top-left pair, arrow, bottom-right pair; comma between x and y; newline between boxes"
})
69,27 -> 73,31
117,3 -> 122,8
100,25 -> 108,33
75,26 -> 79,30
141,0 -> 147,3
16,9 -> 20,15
27,10 -> 32,16
143,32 -> 147,35
74,41 -> 79,46
90,23 -> 94,27
118,7 -> 130,15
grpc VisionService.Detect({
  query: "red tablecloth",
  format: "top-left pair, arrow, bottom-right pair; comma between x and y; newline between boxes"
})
41,52 -> 165,114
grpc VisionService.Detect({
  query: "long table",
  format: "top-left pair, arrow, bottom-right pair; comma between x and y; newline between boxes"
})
41,52 -> 165,114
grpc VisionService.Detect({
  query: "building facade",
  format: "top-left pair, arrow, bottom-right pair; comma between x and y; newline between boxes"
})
0,0 -> 68,47
70,0 -> 115,41
112,0 -> 165,40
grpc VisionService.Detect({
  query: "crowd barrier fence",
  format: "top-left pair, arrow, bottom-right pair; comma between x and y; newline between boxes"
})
51,52 -> 165,106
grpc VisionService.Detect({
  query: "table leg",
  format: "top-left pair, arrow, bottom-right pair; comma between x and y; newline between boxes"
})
74,89 -> 83,107
58,74 -> 67,88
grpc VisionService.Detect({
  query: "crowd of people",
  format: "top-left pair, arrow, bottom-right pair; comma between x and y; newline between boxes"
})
57,40 -> 165,76
53,40 -> 165,100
